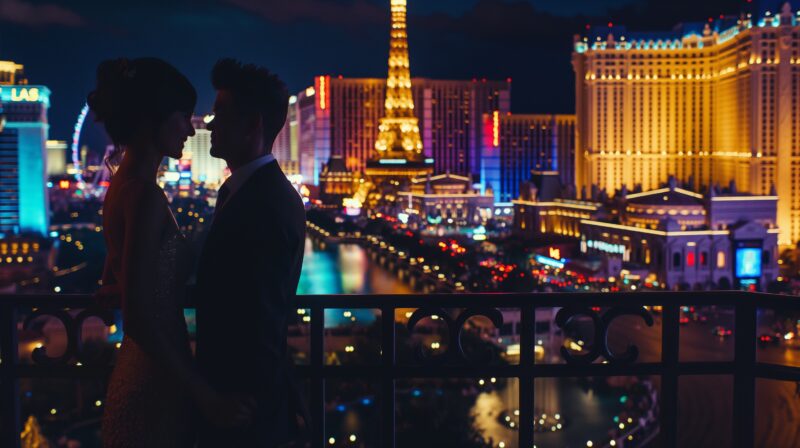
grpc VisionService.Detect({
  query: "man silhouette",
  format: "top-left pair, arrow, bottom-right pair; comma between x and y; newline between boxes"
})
195,59 -> 306,447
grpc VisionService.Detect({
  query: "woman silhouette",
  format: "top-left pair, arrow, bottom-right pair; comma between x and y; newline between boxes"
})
90,58 -> 251,447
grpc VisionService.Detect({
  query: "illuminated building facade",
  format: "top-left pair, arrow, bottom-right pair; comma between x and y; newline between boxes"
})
513,171 -> 600,239
46,140 -> 67,176
0,61 -> 50,236
482,113 -> 576,202
274,95 -> 300,176
0,61 -> 24,85
182,115 -> 227,187
420,79 -> 510,178
573,4 -> 800,246
581,179 -> 779,290
0,236 -> 52,289
517,175 -> 779,289
292,76 -> 510,184
296,86 -> 321,185
398,173 -> 494,227
319,154 -> 357,205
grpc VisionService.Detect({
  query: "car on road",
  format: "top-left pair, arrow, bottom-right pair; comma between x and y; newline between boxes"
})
758,333 -> 782,347
712,326 -> 733,338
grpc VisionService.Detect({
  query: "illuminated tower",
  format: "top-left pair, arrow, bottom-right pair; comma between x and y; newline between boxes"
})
365,0 -> 432,183
376,0 -> 422,160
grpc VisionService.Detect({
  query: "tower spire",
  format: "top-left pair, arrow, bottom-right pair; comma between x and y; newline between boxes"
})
374,0 -> 423,161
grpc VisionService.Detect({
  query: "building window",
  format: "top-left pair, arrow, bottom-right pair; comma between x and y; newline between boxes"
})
763,251 -> 771,267
700,251 -> 708,267
717,251 -> 726,269
686,251 -> 695,268
673,253 -> 682,269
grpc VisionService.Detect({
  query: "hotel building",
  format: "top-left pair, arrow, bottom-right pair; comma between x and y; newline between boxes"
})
398,173 -> 494,227
292,76 -> 510,184
45,140 -> 67,177
482,113 -> 576,202
182,116 -> 228,187
573,4 -> 800,245
0,60 -> 50,235
273,96 -> 300,176
515,176 -> 779,290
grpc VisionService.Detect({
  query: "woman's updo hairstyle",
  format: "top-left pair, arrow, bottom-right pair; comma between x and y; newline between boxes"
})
87,57 -> 196,155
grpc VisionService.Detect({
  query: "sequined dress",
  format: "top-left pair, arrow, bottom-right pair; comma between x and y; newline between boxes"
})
102,232 -> 195,447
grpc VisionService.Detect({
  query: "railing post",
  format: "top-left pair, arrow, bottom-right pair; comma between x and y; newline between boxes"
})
310,305 -> 325,448
0,302 -> 20,448
661,303 -> 679,448
519,305 -> 534,448
380,305 -> 396,448
733,301 -> 756,448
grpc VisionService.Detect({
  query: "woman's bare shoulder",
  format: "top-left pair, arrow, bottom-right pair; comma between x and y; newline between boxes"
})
112,178 -> 168,219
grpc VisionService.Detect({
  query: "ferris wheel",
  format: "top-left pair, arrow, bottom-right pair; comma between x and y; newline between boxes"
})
70,103 -> 89,184
70,103 -> 115,194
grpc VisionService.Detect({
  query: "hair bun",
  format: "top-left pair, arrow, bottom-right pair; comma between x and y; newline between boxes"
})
87,57 -> 197,147
87,58 -> 133,124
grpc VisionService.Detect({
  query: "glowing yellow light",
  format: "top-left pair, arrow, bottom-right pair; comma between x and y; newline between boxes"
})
493,110 -> 500,147
11,87 -> 40,102
319,76 -> 327,110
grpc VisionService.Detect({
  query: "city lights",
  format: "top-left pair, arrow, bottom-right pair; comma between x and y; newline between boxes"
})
8,2 -> 800,446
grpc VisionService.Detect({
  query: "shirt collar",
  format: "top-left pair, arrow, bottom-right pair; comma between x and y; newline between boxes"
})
220,153 -> 275,198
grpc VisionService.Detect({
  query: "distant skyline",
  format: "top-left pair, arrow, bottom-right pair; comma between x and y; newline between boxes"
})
0,0 -> 764,150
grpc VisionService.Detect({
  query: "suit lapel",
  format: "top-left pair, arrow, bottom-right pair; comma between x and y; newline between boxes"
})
201,162 -> 276,263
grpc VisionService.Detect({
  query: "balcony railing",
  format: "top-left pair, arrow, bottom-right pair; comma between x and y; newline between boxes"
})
2,291 -> 800,448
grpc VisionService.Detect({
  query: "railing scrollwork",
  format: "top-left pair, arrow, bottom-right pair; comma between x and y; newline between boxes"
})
406,306 -> 504,365
556,305 -> 654,365
23,305 -> 115,367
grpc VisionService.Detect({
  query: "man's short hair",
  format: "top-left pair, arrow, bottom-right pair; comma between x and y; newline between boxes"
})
211,58 -> 289,143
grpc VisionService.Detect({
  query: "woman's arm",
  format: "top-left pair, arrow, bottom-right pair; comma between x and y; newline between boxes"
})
120,181 -> 252,427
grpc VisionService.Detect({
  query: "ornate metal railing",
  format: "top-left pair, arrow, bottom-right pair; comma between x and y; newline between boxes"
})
2,291 -> 800,448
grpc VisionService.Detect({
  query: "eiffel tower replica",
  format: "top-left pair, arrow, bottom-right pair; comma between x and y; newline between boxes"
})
364,0 -> 433,191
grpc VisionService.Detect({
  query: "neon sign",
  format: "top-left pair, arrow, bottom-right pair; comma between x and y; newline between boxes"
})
535,255 -> 564,269
1,86 -> 50,105
318,76 -> 327,110
492,110 -> 500,147
11,87 -> 39,102
549,247 -> 561,259
586,240 -> 625,255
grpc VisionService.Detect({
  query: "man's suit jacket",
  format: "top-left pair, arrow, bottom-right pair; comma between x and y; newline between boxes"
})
195,160 -> 306,446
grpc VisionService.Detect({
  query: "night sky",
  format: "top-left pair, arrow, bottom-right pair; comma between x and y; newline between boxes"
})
0,0 -> 770,151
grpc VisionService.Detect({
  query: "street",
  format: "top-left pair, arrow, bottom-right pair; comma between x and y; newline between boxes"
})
606,310 -> 800,447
